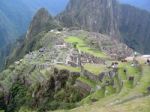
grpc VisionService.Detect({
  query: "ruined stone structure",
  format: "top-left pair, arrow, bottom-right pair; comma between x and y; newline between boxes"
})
66,49 -> 81,67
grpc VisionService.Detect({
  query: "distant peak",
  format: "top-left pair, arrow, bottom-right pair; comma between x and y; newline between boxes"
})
35,8 -> 50,17
26,8 -> 50,39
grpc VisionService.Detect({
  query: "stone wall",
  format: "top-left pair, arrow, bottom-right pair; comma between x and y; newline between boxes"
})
83,70 -> 99,82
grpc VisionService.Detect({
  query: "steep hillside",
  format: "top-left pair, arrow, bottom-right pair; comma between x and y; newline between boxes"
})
119,4 -> 150,53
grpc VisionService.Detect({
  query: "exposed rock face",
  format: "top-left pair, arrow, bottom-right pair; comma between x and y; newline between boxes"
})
58,0 -> 120,39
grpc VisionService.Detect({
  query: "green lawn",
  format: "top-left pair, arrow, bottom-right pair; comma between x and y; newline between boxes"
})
64,36 -> 108,58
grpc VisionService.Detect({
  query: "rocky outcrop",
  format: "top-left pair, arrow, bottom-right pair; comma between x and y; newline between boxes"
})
58,0 -> 120,39
26,8 -> 50,39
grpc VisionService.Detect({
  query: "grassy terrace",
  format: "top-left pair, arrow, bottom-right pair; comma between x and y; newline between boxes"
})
84,63 -> 107,75
64,36 -> 108,58
77,76 -> 97,88
55,64 -> 81,72
118,62 -> 141,80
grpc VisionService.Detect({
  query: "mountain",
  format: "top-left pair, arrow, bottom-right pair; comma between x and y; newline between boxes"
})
119,4 -> 150,53
58,0 -> 150,53
6,8 -> 61,66
58,0 -> 120,39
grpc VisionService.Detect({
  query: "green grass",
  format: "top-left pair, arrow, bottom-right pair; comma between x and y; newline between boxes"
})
119,63 -> 140,76
64,36 -> 108,58
55,64 -> 81,72
84,64 -> 107,75
134,66 -> 150,94
105,85 -> 116,96
118,62 -> 141,87
80,88 -> 105,104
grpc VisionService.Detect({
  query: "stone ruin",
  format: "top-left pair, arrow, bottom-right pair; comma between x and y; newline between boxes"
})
65,48 -> 106,67
55,41 -> 67,49
80,52 -> 105,64
65,49 -> 80,67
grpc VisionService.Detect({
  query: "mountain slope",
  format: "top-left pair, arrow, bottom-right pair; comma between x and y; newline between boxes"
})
119,4 -> 150,53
